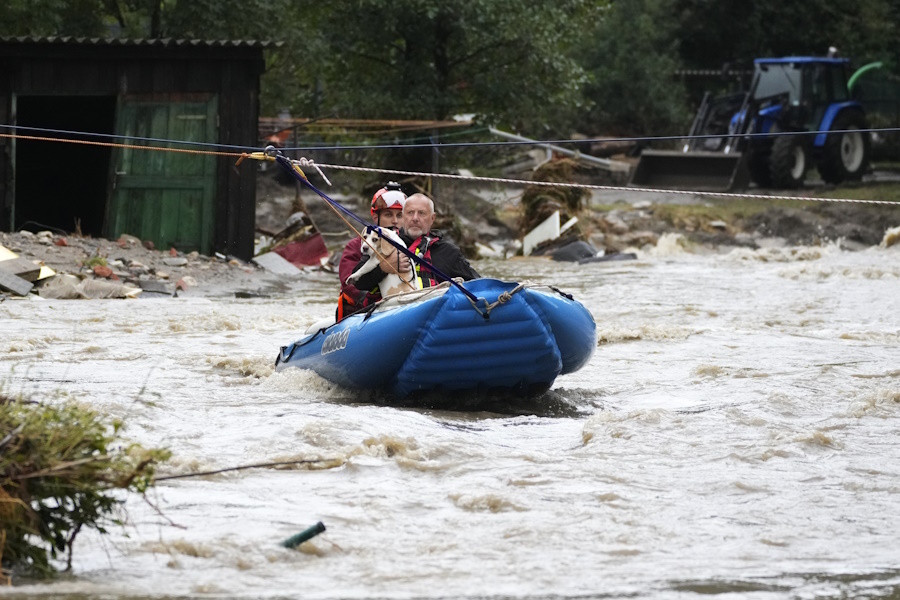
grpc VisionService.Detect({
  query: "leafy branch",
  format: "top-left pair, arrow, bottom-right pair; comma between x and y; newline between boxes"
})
0,394 -> 170,579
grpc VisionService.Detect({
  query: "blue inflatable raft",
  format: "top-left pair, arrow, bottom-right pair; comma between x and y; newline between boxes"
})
275,278 -> 596,398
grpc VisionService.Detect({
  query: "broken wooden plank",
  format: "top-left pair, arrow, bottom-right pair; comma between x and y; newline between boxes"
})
0,269 -> 34,296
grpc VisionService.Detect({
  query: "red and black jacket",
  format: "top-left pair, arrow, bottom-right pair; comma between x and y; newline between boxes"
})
347,229 -> 480,303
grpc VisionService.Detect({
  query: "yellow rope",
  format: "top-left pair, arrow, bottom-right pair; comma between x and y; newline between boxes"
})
0,132 -> 241,158
0,130 -> 411,283
4,130 -> 896,207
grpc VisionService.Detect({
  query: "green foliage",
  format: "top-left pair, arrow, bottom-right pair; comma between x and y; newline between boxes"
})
161,0 -> 292,40
0,0 -> 107,36
675,0 -> 900,71
0,0 -> 292,39
578,0 -> 691,136
2,0 -> 899,142
298,0 -> 598,134
82,255 -> 107,268
0,395 -> 169,578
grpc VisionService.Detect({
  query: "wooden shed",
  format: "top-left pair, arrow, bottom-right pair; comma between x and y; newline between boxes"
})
0,36 -> 273,260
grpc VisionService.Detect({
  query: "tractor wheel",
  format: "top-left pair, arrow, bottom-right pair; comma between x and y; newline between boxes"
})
817,110 -> 870,184
769,135 -> 808,188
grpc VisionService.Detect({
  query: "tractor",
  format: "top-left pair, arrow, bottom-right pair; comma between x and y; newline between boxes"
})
630,56 -> 872,191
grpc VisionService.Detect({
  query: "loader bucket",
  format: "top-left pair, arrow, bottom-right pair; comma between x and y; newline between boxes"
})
629,150 -> 750,192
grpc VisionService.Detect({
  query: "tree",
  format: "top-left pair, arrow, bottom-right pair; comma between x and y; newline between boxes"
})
0,0 -> 108,36
160,0 -> 292,40
0,0 -> 293,41
294,0 -> 598,135
578,0 -> 690,136
675,0 -> 899,70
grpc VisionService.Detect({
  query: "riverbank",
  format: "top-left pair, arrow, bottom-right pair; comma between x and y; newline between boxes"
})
3,177 -> 899,300
0,230 -> 293,299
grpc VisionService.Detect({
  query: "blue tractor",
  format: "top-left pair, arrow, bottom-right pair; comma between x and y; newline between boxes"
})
630,56 -> 871,191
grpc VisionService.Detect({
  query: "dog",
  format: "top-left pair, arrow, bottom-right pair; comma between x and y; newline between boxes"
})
347,228 -> 422,297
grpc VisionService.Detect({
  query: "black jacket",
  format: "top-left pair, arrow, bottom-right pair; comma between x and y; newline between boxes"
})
351,229 -> 479,293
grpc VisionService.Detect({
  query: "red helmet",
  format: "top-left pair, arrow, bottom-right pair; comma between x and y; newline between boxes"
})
370,183 -> 406,218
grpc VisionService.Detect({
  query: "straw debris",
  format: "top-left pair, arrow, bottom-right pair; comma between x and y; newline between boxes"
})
520,158 -> 589,236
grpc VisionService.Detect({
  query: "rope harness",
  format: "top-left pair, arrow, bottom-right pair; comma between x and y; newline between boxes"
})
466,282 -> 527,319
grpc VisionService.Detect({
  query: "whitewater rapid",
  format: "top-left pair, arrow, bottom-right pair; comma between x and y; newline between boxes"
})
1,236 -> 898,599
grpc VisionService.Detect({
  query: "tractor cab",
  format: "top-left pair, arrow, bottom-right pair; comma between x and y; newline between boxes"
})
751,58 -> 852,135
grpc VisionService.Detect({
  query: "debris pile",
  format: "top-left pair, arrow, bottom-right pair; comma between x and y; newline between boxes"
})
255,211 -> 329,270
0,231 -> 261,300
520,158 -> 589,236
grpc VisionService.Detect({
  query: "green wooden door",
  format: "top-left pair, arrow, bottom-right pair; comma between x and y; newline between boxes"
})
108,95 -> 218,254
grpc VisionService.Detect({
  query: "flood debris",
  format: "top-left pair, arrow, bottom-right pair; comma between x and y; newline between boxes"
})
0,268 -> 32,297
281,521 -> 326,549
252,250 -> 304,276
548,240 -> 637,263
137,279 -> 175,296
519,158 -> 590,256
0,394 -> 169,579
38,274 -> 142,299
0,231 -> 268,300
0,243 -> 54,297
256,211 -> 330,270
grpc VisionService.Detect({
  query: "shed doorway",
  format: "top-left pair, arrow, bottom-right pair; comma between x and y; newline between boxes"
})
108,94 -> 218,254
14,95 -> 116,237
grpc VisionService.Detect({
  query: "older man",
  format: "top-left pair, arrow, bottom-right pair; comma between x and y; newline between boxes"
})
351,192 -> 479,294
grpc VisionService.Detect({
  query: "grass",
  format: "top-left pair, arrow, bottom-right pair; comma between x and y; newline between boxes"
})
591,180 -> 900,232
812,181 -> 900,202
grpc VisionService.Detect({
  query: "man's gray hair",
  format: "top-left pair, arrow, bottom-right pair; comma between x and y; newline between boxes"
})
405,193 -> 435,214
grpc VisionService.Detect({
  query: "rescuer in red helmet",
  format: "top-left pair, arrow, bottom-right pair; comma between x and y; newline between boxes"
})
336,182 -> 410,321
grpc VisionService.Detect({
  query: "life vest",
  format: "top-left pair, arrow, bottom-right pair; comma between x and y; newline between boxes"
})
408,235 -> 439,288
336,287 -> 380,322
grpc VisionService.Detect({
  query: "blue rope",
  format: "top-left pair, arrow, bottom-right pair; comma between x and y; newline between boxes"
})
274,154 -> 369,229
5,122 -> 900,154
272,153 -> 480,304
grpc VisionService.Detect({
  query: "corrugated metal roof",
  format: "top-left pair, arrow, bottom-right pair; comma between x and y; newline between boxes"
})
0,35 -> 280,48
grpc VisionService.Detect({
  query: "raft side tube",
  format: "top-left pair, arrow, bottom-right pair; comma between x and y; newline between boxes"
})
524,288 -> 596,374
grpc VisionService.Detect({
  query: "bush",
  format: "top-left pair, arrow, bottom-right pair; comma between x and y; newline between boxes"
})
0,394 -> 169,579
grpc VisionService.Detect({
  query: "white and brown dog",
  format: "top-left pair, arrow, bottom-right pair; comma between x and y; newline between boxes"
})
347,228 -> 422,297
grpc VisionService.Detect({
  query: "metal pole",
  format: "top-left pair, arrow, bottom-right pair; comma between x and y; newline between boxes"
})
487,127 -> 630,172
431,128 -> 439,198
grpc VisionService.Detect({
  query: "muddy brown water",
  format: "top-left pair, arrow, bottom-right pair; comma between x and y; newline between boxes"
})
1,236 -> 899,599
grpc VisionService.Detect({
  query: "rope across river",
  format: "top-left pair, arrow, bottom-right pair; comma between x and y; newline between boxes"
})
2,122 -> 898,206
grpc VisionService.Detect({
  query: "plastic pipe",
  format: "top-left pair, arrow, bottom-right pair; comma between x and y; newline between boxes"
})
281,521 -> 326,548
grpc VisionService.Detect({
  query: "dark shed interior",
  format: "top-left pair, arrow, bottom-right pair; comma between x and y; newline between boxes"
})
15,95 -> 116,236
